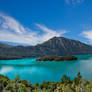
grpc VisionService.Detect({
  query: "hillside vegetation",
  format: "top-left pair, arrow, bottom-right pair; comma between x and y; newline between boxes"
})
0,72 -> 92,92
36,55 -> 77,61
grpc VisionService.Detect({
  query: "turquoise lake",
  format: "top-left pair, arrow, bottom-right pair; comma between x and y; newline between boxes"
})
0,54 -> 92,84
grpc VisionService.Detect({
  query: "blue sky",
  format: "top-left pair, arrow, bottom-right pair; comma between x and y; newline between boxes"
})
0,0 -> 92,45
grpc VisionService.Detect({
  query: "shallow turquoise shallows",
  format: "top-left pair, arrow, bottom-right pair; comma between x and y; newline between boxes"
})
0,54 -> 92,84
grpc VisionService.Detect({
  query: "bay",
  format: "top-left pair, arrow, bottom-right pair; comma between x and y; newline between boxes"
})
0,54 -> 92,84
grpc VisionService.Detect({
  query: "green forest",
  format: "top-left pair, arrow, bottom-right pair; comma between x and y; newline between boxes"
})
0,72 -> 92,92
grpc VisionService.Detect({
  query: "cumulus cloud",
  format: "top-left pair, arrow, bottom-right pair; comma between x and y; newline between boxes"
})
81,30 -> 92,43
0,13 -> 67,45
65,0 -> 84,6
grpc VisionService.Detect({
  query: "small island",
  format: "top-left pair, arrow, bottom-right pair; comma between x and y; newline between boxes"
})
36,56 -> 78,62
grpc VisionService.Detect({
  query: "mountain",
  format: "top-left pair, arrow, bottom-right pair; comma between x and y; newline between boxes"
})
0,43 -> 12,48
0,36 -> 92,58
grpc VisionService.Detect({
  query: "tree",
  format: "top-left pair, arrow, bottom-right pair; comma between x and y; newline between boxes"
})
77,72 -> 82,79
61,75 -> 71,84
14,75 -> 20,92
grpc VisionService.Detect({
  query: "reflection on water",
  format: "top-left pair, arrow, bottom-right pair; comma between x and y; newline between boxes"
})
0,66 -> 13,74
0,54 -> 92,84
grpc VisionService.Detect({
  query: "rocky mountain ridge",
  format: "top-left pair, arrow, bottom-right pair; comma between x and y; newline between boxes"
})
0,36 -> 92,58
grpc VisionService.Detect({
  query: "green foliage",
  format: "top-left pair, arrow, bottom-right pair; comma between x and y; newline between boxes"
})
0,73 -> 92,92
36,55 -> 77,61
14,75 -> 20,81
77,72 -> 82,79
61,75 -> 72,84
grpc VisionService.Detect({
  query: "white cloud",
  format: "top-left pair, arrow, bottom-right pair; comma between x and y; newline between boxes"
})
0,13 -> 67,45
65,0 -> 84,6
81,30 -> 92,43
35,24 -> 67,41
0,13 -> 26,34
65,0 -> 70,4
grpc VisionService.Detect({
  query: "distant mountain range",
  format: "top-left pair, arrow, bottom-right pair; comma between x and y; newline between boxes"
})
0,37 -> 92,58
0,43 -> 12,48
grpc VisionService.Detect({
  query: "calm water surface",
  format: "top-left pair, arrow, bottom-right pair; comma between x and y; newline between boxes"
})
0,54 -> 92,84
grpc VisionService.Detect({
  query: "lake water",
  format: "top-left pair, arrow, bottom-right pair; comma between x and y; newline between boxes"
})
0,54 -> 92,84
